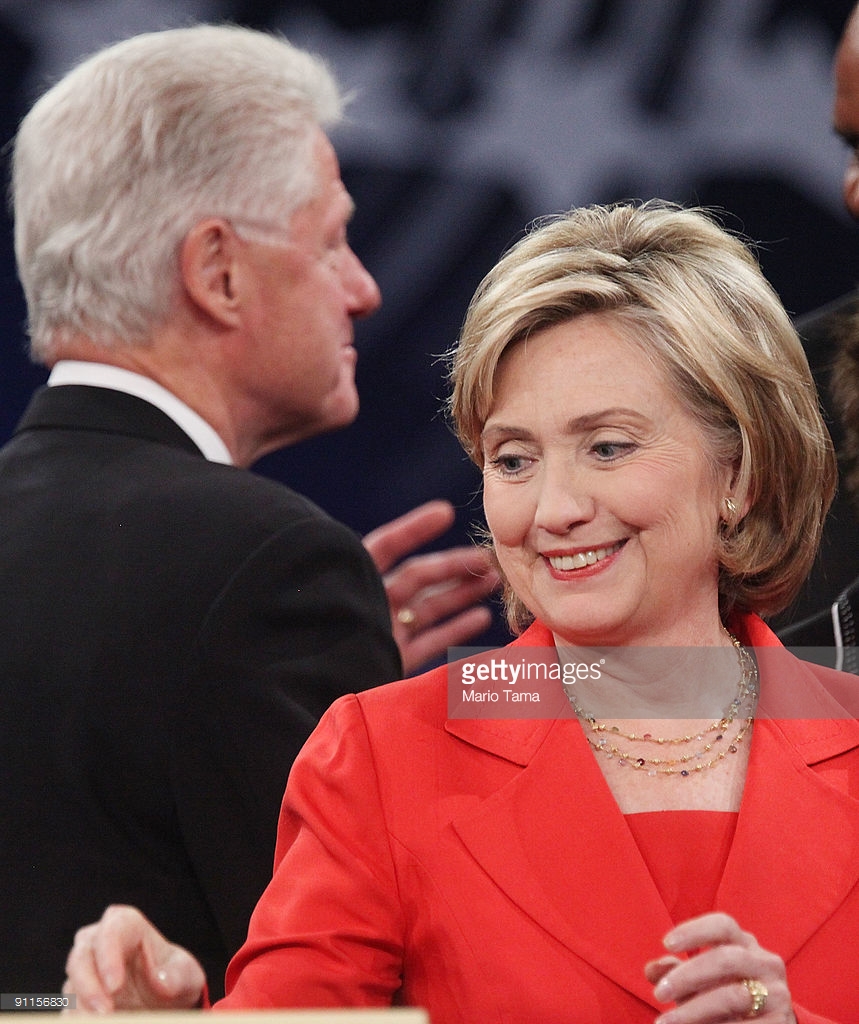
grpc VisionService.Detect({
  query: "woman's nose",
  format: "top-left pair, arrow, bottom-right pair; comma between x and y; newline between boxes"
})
533,464 -> 595,534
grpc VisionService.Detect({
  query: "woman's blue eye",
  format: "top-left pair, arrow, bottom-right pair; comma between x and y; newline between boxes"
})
490,454 -> 525,474
592,441 -> 634,460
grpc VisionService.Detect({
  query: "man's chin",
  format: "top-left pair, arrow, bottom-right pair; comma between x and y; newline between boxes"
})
316,386 -> 360,435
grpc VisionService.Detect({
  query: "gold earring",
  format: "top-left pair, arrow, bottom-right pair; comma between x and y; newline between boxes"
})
724,497 -> 737,520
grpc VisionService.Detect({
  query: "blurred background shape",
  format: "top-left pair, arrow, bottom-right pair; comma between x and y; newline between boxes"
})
0,0 -> 855,645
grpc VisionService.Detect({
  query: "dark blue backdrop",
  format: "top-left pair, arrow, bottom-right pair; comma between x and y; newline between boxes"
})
2,0 -> 857,646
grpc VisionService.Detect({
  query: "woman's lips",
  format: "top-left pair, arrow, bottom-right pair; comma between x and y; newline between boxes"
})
545,541 -> 624,572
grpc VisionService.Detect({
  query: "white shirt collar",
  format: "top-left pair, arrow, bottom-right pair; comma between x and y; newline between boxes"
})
48,360 -> 233,465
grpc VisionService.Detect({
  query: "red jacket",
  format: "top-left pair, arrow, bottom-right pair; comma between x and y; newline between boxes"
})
220,615 -> 859,1023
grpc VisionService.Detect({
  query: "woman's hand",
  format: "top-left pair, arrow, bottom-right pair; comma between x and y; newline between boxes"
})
645,912 -> 796,1024
62,904 -> 205,1013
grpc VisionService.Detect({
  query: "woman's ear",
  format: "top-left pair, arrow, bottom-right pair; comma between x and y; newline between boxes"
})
179,218 -> 244,328
721,464 -> 752,528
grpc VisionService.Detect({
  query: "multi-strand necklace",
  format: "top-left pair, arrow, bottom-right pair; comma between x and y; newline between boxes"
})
563,634 -> 759,778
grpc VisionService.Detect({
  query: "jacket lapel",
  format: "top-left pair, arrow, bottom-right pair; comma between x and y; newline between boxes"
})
719,652 -> 859,961
448,716 -> 669,1008
446,623 -> 667,1009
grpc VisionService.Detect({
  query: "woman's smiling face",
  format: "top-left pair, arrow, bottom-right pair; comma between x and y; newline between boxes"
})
481,313 -> 733,648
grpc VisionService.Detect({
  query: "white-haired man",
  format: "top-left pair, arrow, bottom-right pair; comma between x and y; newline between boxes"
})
0,23 -> 496,997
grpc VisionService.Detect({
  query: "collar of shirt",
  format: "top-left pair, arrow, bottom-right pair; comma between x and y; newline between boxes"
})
47,360 -> 233,465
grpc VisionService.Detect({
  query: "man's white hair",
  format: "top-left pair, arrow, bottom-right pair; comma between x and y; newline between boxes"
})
12,23 -> 344,360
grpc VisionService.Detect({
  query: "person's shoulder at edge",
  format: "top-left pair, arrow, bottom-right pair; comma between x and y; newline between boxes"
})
776,575 -> 859,674
794,291 -> 859,330
770,293 -> 859,641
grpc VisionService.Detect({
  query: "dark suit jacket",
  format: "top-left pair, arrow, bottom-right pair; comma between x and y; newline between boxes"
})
0,385 -> 400,997
221,617 -> 859,1024
774,295 -> 859,668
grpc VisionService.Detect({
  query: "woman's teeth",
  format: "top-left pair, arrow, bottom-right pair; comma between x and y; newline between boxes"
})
548,542 -> 622,571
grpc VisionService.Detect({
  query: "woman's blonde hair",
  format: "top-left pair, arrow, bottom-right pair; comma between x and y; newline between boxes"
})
449,201 -> 836,631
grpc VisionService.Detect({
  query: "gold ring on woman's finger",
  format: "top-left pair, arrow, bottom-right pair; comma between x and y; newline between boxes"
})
397,607 -> 417,627
742,978 -> 768,1018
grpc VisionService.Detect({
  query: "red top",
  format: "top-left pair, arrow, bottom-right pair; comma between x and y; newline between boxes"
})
625,811 -> 738,922
221,615 -> 859,1023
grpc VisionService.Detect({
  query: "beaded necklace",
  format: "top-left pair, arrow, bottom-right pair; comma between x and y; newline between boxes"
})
563,634 -> 758,778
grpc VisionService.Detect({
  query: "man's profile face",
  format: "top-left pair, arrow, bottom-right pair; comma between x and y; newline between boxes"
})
235,129 -> 382,451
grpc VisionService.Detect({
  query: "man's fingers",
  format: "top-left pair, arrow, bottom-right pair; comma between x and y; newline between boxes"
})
363,500 -> 456,574
363,503 -> 500,673
383,546 -> 496,604
397,607 -> 494,675
385,552 -> 497,614
388,553 -> 500,673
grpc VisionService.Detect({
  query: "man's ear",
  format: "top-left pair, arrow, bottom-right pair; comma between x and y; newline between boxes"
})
179,218 -> 244,328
